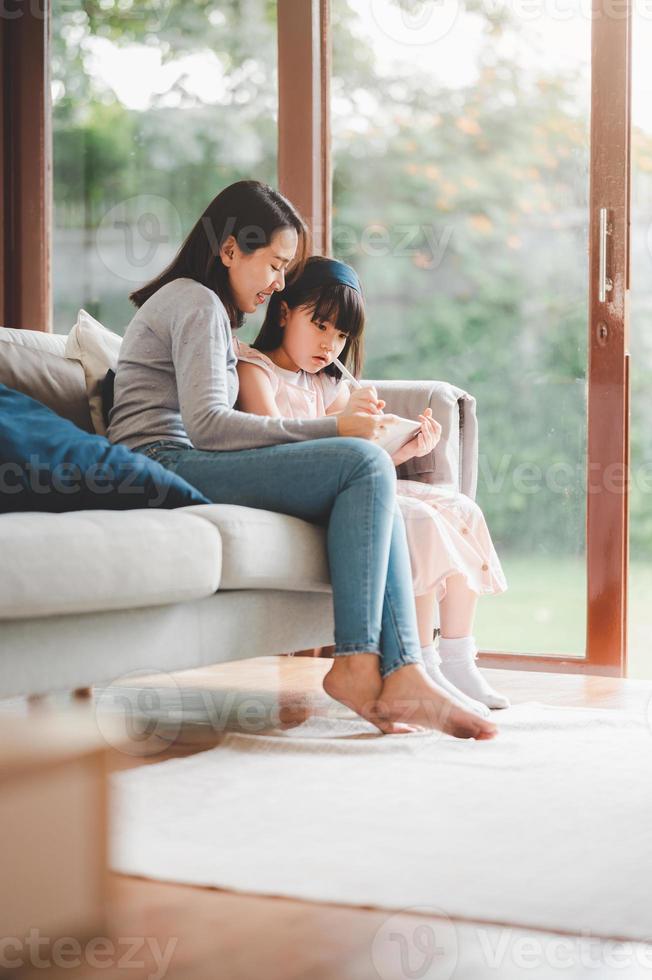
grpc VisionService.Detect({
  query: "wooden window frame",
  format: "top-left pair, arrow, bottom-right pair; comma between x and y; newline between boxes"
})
0,0 -> 52,331
4,0 -> 631,676
277,0 -> 331,256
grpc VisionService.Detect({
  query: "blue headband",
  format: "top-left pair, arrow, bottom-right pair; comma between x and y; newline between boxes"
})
289,258 -> 362,295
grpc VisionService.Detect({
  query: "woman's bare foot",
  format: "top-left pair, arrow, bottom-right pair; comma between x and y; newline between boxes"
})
379,664 -> 498,740
323,654 -> 421,734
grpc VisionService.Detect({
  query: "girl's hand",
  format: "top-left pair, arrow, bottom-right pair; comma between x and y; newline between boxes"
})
340,386 -> 385,417
337,412 -> 397,441
391,408 -> 441,466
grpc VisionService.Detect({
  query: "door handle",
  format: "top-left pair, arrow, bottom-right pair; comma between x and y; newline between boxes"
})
599,207 -> 613,303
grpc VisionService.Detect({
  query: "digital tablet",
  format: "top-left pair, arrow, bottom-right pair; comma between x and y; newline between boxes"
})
375,415 -> 422,456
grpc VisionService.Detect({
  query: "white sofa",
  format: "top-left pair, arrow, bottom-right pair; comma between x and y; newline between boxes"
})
0,325 -> 479,699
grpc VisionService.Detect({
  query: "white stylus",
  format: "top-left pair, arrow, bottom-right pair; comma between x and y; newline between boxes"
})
333,359 -> 425,452
333,356 -> 362,389
333,357 -> 388,420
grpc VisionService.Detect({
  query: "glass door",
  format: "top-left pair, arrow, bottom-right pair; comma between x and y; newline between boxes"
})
331,0 -> 630,671
628,4 -> 651,680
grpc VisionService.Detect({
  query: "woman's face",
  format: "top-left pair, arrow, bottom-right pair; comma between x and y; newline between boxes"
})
221,227 -> 298,314
278,303 -> 349,374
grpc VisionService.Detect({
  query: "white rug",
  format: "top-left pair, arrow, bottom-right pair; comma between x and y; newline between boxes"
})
111,701 -> 652,941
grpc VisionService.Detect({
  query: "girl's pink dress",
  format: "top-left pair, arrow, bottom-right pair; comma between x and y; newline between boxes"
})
235,340 -> 507,601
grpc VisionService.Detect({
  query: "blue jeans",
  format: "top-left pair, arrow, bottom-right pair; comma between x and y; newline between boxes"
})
136,437 -> 422,677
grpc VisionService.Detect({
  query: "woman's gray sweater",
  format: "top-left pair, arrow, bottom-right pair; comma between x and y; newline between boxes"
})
107,278 -> 339,451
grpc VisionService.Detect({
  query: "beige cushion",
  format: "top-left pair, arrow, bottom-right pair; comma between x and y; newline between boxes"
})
182,504 -> 331,592
0,327 -> 67,357
0,331 -> 93,432
0,511 -> 222,620
64,310 -> 122,435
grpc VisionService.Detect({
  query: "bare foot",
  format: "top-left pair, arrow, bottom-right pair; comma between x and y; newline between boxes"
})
379,664 -> 498,740
323,654 -> 421,735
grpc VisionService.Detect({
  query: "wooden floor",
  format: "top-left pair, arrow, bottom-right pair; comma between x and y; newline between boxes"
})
95,657 -> 652,980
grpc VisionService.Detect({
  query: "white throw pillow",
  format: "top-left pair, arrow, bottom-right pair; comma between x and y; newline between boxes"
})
65,309 -> 122,434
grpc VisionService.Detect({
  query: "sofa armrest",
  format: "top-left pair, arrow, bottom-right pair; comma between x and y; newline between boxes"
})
364,379 -> 478,499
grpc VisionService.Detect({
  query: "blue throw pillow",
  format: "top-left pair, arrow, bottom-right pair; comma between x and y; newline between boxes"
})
0,384 -> 210,512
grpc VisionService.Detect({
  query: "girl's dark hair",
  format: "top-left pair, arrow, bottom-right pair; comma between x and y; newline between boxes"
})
129,180 -> 309,329
252,256 -> 366,379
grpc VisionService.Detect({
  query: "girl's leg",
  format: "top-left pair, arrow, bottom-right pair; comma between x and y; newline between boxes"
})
415,590 -> 437,647
437,574 -> 510,709
439,575 -> 478,638
416,587 -> 490,718
149,439 -> 496,738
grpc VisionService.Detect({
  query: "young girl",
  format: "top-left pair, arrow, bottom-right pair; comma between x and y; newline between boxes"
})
236,256 -> 509,717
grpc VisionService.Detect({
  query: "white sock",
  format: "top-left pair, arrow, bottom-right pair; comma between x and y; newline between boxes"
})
438,636 -> 510,709
420,644 -> 491,718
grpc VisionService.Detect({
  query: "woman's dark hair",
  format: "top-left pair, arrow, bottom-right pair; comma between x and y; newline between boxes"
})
129,180 -> 309,328
252,256 -> 366,379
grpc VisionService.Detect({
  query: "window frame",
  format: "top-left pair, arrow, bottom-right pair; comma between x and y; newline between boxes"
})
277,0 -> 331,255
0,0 -> 52,331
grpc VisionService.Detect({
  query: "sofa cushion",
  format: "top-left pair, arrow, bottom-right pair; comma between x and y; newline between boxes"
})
0,385 -> 210,513
64,310 -> 122,434
182,504 -> 331,593
0,331 -> 93,432
0,327 -> 67,357
0,510 -> 222,619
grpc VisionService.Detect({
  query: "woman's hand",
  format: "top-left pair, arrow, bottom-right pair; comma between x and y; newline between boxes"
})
391,408 -> 441,466
337,412 -> 396,441
340,386 -> 385,417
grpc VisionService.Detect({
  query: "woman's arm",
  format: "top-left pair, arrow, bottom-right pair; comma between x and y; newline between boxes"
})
234,360 -> 389,447
170,300 -> 338,450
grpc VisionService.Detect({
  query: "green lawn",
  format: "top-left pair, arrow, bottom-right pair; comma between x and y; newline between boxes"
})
473,555 -> 652,679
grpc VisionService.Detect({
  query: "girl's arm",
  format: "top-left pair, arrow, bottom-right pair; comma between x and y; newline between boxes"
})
325,382 -> 411,467
391,409 -> 441,466
236,361 -> 282,417
326,382 -> 385,416
324,383 -> 351,416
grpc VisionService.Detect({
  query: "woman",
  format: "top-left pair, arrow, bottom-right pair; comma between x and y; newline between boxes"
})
108,180 -> 497,740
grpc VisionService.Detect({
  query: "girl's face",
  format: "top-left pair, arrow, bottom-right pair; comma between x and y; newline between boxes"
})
221,227 -> 298,314
276,302 -> 349,374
